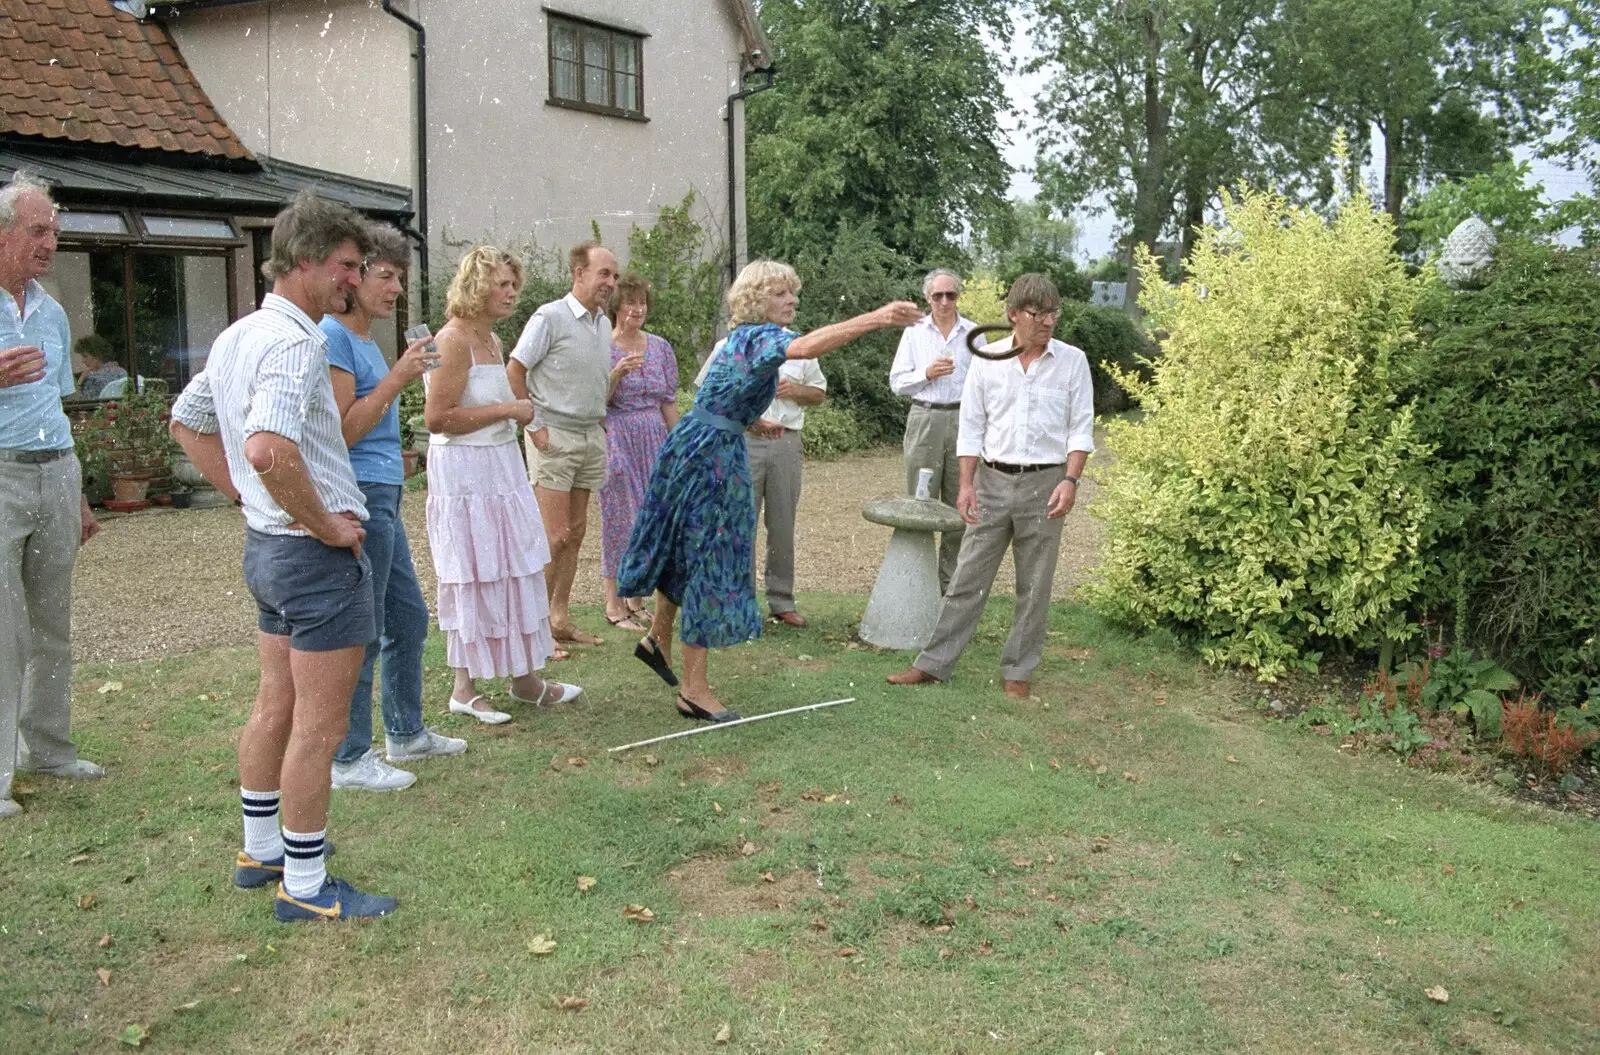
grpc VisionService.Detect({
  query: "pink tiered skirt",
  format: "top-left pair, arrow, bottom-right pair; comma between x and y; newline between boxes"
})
425,441 -> 557,679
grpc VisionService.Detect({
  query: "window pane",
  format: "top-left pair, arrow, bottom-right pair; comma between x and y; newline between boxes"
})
553,23 -> 578,61
584,32 -> 610,105
143,216 -> 236,240
616,72 -> 637,113
132,254 -> 230,393
616,39 -> 637,76
39,250 -> 132,400
59,212 -> 129,235
554,58 -> 580,101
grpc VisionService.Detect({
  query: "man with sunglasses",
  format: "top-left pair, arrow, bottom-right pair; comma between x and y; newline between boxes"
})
888,268 -> 983,590
888,273 -> 1094,700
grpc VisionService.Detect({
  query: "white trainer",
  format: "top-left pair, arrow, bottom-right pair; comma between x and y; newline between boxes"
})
0,798 -> 21,818
331,750 -> 417,791
25,759 -> 104,779
385,726 -> 468,763
448,694 -> 511,725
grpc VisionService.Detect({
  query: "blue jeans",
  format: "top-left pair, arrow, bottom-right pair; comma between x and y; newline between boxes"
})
333,483 -> 429,764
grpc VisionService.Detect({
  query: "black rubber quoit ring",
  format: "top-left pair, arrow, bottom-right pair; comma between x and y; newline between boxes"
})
966,324 -> 1024,360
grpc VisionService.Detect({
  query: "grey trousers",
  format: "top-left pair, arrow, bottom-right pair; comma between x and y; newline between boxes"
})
0,454 -> 83,800
914,462 -> 1065,683
748,428 -> 803,615
902,404 -> 964,590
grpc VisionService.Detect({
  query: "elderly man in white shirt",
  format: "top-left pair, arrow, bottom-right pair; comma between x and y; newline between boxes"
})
888,273 -> 1094,700
889,268 -> 983,591
695,335 -> 826,626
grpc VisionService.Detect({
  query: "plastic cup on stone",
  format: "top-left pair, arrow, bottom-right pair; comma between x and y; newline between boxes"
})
915,467 -> 934,500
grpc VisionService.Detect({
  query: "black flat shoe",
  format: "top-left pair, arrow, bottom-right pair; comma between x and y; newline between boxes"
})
676,694 -> 741,723
634,636 -> 679,687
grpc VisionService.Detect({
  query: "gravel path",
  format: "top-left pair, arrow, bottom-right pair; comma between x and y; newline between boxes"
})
71,445 -> 1105,665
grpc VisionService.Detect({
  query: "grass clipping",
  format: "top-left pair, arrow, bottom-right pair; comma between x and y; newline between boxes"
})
1088,181 -> 1430,679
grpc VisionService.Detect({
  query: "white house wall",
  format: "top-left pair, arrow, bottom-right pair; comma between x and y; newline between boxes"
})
167,0 -> 414,188
169,1 -> 749,266
416,0 -> 745,258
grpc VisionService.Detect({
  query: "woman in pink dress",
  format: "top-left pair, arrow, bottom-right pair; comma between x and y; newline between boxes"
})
600,273 -> 680,631
424,246 -> 582,723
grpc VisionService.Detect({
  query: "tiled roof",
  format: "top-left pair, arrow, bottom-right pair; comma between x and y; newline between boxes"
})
0,0 -> 251,161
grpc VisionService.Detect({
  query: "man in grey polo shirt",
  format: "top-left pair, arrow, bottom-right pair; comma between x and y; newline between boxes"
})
889,268 -> 982,592
0,172 -> 104,820
887,274 -> 1094,700
507,240 -> 618,647
170,192 -> 396,923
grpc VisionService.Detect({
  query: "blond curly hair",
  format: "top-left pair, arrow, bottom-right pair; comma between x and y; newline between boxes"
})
446,245 -> 524,319
727,260 -> 801,326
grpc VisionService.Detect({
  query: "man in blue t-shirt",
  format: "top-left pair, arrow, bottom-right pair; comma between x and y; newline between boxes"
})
323,225 -> 463,791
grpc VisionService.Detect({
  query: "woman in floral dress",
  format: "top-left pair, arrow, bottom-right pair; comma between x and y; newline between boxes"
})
618,261 -> 921,721
600,273 -> 679,632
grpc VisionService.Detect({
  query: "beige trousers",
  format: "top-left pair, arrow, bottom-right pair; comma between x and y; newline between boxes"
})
0,454 -> 83,800
902,403 -> 964,590
748,428 -> 803,615
913,462 -> 1064,683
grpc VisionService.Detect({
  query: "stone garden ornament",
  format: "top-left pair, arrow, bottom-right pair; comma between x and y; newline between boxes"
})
1437,216 -> 1498,289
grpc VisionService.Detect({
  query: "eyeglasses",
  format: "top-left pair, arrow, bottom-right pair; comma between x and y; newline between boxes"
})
1021,308 -> 1059,323
928,291 -> 959,302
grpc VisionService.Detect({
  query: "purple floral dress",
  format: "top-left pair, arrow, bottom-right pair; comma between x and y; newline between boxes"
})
600,332 -> 678,579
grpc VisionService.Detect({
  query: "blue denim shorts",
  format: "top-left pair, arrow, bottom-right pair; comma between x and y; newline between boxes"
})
242,529 -> 376,652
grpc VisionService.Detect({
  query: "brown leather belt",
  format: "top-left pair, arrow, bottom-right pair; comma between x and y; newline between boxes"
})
914,400 -> 961,411
0,447 -> 72,464
983,459 -> 1059,475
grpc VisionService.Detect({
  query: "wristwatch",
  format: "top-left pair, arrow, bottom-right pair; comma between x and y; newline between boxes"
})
1063,474 -> 1080,486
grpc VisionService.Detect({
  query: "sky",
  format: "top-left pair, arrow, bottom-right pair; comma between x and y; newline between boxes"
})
1000,42 -> 1592,262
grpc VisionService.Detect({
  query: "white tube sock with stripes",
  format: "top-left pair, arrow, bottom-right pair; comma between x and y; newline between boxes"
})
282,829 -> 328,900
240,788 -> 282,861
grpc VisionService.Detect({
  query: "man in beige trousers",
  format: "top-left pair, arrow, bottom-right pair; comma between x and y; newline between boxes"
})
0,172 -> 103,820
887,274 -> 1094,699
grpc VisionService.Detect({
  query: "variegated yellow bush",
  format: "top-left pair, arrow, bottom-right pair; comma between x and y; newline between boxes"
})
1086,188 -> 1432,678
958,277 -> 1009,324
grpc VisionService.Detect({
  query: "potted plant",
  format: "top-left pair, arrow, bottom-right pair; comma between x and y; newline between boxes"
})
91,381 -> 176,511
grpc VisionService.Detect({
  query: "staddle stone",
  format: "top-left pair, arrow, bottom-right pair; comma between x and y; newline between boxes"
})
858,496 -> 965,650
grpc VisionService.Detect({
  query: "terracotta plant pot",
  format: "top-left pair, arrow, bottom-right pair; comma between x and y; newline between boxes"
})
402,449 -> 421,478
110,472 -> 151,504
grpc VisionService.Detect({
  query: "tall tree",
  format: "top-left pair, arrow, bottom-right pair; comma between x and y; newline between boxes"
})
1029,0 -> 1321,286
1289,0 -> 1557,230
1544,1 -> 1600,244
745,0 -> 1014,266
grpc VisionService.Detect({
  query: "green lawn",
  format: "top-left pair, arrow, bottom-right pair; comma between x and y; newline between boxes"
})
3,596 -> 1596,1053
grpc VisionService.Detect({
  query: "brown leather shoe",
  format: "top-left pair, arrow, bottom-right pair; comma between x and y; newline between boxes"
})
773,611 -> 808,628
887,667 -> 940,686
1003,679 -> 1030,699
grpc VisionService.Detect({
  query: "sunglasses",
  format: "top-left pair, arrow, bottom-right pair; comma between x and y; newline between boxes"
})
1020,308 -> 1059,323
928,291 -> 959,302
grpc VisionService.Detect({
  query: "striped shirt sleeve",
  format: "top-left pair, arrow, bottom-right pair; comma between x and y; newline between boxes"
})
172,370 -> 220,434
242,335 -> 321,444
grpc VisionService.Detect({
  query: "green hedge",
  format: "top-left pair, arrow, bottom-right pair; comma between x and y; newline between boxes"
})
1408,242 -> 1600,705
1057,303 -> 1155,415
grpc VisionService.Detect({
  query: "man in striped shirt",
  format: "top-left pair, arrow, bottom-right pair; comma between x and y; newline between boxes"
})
170,192 -> 397,922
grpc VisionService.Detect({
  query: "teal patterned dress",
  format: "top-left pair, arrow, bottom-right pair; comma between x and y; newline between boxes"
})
617,323 -> 794,648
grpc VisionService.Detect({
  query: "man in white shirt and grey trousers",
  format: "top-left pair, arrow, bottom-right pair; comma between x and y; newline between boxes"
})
887,274 -> 1094,700
888,268 -> 982,592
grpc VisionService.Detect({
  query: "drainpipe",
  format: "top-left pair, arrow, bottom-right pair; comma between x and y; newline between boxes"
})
725,65 -> 777,284
382,1 -> 430,318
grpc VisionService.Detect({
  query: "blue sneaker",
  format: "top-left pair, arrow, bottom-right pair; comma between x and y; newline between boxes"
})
274,877 -> 397,922
234,839 -> 336,890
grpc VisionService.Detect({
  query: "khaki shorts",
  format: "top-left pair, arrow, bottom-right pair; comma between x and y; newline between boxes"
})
526,422 -> 608,492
